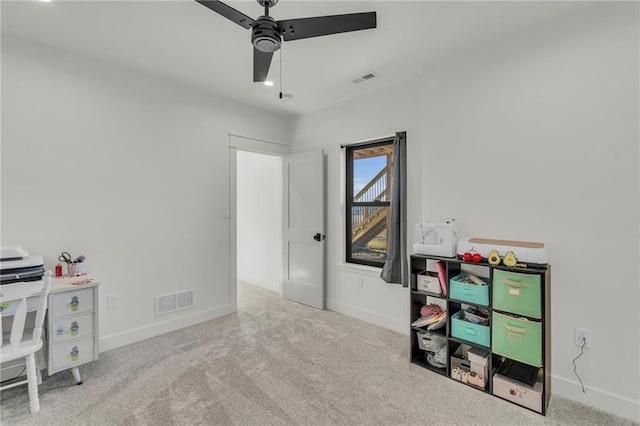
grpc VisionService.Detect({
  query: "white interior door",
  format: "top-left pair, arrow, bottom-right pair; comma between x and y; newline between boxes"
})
282,150 -> 325,309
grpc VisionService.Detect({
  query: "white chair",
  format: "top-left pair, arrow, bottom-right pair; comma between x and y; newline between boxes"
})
0,271 -> 52,414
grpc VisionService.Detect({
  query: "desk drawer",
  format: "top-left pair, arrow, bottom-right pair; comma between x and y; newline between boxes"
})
51,312 -> 95,344
51,337 -> 95,372
51,288 -> 94,318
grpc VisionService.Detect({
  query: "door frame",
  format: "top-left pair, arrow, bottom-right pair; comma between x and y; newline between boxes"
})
229,134 -> 291,312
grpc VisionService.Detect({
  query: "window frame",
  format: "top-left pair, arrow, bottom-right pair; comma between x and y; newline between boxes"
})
345,137 -> 395,268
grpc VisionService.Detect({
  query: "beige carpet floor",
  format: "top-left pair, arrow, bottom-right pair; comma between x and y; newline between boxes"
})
1,282 -> 635,425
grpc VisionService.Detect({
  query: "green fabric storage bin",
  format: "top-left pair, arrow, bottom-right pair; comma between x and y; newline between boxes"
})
492,311 -> 542,367
450,274 -> 489,306
492,269 -> 542,319
451,310 -> 490,347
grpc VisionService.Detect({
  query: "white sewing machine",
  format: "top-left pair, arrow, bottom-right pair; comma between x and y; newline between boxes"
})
413,222 -> 458,257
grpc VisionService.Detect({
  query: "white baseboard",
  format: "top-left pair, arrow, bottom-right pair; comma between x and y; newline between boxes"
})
254,281 -> 279,292
239,279 -> 279,293
552,374 -> 640,422
99,304 -> 235,353
326,298 -> 408,335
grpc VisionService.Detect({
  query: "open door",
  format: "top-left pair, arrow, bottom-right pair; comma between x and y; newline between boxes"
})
282,150 -> 325,309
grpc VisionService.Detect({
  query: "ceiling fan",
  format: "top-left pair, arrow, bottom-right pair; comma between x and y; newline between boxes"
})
196,0 -> 377,83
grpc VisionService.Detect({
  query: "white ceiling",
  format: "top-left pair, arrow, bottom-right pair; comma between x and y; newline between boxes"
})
2,0 -> 590,116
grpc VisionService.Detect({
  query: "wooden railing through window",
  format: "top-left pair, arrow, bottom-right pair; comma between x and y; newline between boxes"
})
351,163 -> 392,247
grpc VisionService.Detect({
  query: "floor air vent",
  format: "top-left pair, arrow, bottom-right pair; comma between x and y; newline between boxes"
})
155,289 -> 194,316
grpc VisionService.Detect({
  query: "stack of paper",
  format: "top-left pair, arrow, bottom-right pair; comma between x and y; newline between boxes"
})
411,310 -> 447,329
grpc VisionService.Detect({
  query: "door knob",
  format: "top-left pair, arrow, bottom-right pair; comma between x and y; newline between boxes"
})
313,233 -> 326,242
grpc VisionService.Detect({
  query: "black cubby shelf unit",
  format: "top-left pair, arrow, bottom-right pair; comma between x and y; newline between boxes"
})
409,254 -> 551,415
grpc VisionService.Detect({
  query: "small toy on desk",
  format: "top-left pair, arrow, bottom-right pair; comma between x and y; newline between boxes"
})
462,251 -> 482,263
488,250 -> 501,266
502,251 -> 518,267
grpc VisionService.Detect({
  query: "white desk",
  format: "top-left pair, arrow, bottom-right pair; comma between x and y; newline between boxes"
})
1,276 -> 100,385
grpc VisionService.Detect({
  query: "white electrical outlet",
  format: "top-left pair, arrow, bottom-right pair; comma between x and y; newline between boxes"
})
107,294 -> 119,309
574,327 -> 590,348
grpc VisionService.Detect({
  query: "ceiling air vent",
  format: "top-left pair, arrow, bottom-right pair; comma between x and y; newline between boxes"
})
352,71 -> 379,84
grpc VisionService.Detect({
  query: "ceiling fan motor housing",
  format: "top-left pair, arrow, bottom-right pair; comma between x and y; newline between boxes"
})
252,15 -> 282,53
257,0 -> 279,7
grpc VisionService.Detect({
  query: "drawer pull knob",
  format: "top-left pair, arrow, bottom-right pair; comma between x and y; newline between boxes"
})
70,321 -> 79,336
70,296 -> 79,312
71,346 -> 79,361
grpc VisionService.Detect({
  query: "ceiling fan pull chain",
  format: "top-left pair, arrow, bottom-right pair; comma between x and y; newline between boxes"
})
279,44 -> 283,99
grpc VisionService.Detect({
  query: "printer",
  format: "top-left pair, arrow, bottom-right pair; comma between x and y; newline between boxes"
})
1,246 -> 44,285
0,246 -> 46,383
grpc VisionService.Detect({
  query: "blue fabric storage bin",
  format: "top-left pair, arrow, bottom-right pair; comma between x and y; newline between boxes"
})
449,274 -> 489,306
451,310 -> 490,347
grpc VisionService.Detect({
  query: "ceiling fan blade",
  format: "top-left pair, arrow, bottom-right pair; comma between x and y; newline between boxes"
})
196,0 -> 256,30
254,48 -> 274,82
277,12 -> 376,42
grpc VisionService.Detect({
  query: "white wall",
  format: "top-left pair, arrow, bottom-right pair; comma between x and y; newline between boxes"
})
236,150 -> 282,292
1,36 -> 292,351
420,4 -> 639,421
291,77 -> 422,333
292,3 -> 639,421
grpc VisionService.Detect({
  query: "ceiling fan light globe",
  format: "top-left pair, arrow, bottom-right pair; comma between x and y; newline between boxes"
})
253,36 -> 280,53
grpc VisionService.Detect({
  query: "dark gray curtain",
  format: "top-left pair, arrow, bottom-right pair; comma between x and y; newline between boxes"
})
380,131 -> 408,286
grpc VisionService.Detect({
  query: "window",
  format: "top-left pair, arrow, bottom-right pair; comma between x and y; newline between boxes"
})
345,138 -> 395,267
